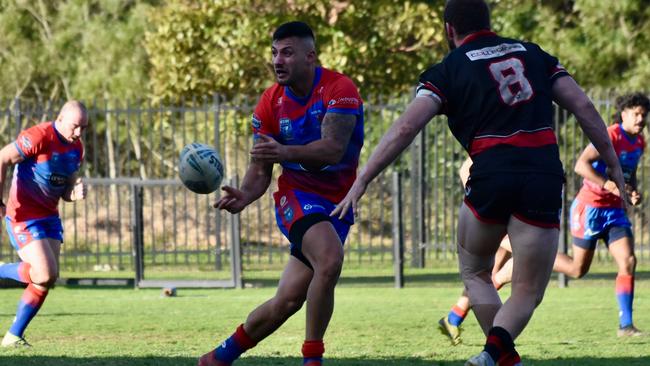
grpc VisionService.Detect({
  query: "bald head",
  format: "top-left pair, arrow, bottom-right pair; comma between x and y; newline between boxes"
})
56,100 -> 88,143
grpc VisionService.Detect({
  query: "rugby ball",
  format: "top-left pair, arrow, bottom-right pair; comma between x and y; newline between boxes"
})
179,143 -> 224,194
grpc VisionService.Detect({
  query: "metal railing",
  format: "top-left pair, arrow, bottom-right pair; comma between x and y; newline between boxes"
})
0,93 -> 648,282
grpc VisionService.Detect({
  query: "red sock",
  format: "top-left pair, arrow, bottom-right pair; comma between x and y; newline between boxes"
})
302,340 -> 324,365
232,324 -> 256,351
499,349 -> 522,366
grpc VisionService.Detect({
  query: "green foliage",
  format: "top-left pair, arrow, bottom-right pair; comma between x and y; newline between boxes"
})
0,0 -> 154,102
144,0 -> 447,101
492,0 -> 650,91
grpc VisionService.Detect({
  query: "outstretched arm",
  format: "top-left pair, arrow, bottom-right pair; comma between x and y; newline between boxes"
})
215,140 -> 273,214
552,76 -> 627,204
332,96 -> 441,219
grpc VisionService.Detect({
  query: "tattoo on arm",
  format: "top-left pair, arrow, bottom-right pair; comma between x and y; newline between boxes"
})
321,113 -> 356,147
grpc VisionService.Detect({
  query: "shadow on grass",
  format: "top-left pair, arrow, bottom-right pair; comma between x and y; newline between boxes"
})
245,270 -> 650,288
1,356 -> 650,366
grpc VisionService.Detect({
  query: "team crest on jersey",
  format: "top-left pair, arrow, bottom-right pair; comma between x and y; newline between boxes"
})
17,234 -> 26,243
280,118 -> 293,139
20,136 -> 32,150
283,207 -> 294,222
280,195 -> 287,207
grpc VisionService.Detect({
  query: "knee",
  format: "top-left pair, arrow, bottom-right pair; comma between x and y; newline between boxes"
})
623,255 -> 637,274
273,293 -> 305,317
30,267 -> 58,288
313,254 -> 343,284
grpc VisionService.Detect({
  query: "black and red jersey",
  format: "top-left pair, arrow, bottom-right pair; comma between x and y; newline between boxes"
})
417,31 -> 568,177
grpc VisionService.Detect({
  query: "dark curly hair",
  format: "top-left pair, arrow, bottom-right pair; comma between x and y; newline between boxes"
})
614,92 -> 650,123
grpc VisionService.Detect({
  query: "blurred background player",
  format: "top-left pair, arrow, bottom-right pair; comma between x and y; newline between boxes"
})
0,100 -> 87,347
554,92 -> 648,336
332,0 -> 626,365
198,21 -> 363,366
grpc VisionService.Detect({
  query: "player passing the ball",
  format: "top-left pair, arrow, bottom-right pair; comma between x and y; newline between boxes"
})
331,1 -> 626,365
198,21 -> 364,366
0,101 -> 87,347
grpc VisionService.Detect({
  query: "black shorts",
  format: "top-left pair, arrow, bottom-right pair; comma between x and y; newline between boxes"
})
464,173 -> 563,229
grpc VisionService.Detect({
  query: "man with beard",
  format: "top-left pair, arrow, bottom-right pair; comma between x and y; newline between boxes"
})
332,0 -> 626,365
198,21 -> 364,366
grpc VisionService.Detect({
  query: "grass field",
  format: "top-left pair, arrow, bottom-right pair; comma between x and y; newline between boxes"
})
1,265 -> 649,366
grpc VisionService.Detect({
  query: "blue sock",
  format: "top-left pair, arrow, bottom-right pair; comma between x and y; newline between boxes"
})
616,275 -> 634,328
214,324 -> 256,364
447,305 -> 468,326
9,284 -> 47,337
0,262 -> 31,283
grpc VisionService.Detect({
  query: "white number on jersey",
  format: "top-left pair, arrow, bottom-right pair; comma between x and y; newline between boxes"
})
489,58 -> 533,106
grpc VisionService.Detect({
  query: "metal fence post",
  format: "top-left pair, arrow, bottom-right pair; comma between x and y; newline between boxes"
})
12,98 -> 22,137
228,175 -> 243,289
131,183 -> 144,288
392,171 -> 404,288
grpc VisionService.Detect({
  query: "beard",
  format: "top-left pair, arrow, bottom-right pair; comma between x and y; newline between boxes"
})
447,35 -> 456,51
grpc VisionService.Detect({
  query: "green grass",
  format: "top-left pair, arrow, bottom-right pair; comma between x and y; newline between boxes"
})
1,266 -> 649,365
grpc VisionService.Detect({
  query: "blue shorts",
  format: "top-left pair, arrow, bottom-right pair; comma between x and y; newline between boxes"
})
5,216 -> 64,251
569,199 -> 632,250
273,189 -> 353,268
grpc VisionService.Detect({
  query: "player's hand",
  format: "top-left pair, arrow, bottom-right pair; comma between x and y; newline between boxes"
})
606,168 -> 628,209
331,177 -> 368,220
627,188 -> 642,206
213,186 -> 249,214
250,134 -> 286,163
71,178 -> 87,201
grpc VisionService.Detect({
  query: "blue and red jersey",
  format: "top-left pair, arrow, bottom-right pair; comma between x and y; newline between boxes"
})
577,123 -> 644,208
252,66 -> 364,203
7,122 -> 84,221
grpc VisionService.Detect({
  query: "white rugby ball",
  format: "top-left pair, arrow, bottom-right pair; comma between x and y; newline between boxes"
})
179,143 -> 224,194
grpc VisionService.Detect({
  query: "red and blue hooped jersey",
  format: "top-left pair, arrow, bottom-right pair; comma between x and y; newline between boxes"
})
252,67 -> 364,203
7,122 -> 84,221
577,123 -> 645,208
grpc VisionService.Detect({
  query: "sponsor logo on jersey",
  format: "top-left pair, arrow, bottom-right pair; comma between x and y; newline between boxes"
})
328,97 -> 358,106
20,136 -> 32,150
49,173 -> 68,186
280,118 -> 293,139
465,43 -> 526,61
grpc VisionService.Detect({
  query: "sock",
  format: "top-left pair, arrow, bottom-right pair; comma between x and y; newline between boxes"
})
616,274 -> 634,328
9,283 -> 48,337
498,349 -> 522,366
0,262 -> 31,283
483,326 -> 515,363
214,324 -> 257,364
302,339 -> 324,365
447,305 -> 468,326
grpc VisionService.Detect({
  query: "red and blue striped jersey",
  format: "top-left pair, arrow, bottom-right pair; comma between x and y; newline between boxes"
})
7,122 -> 84,221
577,123 -> 645,208
252,67 -> 364,203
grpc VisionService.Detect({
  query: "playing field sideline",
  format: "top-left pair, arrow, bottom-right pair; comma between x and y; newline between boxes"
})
1,266 -> 649,366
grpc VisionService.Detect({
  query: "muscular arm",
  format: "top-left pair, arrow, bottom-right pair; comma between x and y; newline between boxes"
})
284,112 -> 356,167
0,143 -> 24,205
240,155 -> 274,205
357,96 -> 441,186
574,144 -> 608,187
552,76 -> 626,197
